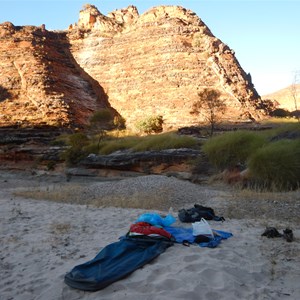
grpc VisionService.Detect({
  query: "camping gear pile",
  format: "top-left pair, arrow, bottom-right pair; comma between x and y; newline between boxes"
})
64,205 -> 232,292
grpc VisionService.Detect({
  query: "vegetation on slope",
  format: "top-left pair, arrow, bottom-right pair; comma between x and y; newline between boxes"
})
202,123 -> 300,190
57,107 -> 300,191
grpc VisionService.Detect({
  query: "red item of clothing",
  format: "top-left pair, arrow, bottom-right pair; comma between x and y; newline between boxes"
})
129,222 -> 172,239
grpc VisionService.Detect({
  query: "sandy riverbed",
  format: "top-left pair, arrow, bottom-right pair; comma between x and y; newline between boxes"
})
0,170 -> 299,300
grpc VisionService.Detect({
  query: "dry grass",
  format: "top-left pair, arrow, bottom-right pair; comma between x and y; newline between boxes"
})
222,186 -> 300,224
15,184 -> 87,205
14,176 -> 300,226
261,117 -> 298,125
50,222 -> 71,235
14,183 -> 174,210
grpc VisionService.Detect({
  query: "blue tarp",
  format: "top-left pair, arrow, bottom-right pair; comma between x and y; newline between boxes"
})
64,237 -> 173,291
164,226 -> 233,248
136,213 -> 176,227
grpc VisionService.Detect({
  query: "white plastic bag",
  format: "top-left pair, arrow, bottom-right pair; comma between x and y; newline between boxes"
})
192,218 -> 214,238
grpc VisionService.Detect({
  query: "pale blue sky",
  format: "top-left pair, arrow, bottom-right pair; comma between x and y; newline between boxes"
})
0,0 -> 299,95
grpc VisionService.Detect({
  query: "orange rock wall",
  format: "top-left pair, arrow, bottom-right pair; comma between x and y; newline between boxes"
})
0,22 -> 107,128
70,5 -> 265,130
0,4 -> 266,130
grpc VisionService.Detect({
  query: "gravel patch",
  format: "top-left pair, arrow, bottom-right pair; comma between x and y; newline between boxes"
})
1,170 -> 300,225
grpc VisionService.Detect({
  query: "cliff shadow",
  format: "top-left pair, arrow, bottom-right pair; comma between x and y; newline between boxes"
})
39,29 -> 124,127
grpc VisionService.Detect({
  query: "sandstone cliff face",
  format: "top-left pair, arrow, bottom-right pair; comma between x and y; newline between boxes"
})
69,4 -> 265,130
0,22 -> 107,128
0,4 -> 267,130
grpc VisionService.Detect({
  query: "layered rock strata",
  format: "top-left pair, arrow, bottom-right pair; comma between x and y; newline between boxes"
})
1,4 -> 267,130
69,4 -> 266,130
0,22 -> 108,128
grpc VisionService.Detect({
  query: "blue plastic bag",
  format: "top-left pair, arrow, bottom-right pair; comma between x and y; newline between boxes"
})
136,213 -> 176,227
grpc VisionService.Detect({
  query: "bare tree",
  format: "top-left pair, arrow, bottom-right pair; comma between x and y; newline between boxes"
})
290,71 -> 300,121
191,88 -> 226,136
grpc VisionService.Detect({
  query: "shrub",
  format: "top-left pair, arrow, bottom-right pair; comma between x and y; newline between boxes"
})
247,139 -> 300,190
136,115 -> 164,134
202,131 -> 266,170
83,143 -> 101,155
270,108 -> 290,118
98,133 -> 198,154
261,123 -> 300,140
290,110 -> 300,119
50,133 -> 71,146
113,115 -> 126,130
50,139 -> 67,146
98,136 -> 140,155
132,133 -> 198,152
89,109 -> 113,125
68,132 -> 89,148
60,133 -> 89,166
192,32 -> 203,47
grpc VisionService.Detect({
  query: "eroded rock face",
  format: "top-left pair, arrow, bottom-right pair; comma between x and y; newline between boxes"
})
0,4 -> 267,129
69,5 -> 266,130
0,22 -> 108,128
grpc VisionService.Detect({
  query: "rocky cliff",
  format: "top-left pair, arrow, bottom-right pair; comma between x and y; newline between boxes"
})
0,22 -> 109,128
0,4 -> 267,130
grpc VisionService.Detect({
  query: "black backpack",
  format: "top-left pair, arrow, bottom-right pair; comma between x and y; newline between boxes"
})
178,204 -> 225,223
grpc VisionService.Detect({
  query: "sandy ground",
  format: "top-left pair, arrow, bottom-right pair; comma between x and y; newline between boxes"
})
0,170 -> 299,300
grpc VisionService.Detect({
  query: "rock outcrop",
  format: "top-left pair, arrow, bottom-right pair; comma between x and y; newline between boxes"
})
81,148 -> 200,170
78,148 -> 207,181
0,4 -> 268,130
0,22 -> 109,128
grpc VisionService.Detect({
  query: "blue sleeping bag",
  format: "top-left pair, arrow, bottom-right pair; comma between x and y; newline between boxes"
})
64,237 -> 173,291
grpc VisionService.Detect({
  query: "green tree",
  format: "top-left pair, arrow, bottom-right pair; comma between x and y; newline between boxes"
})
136,115 -> 164,134
61,133 -> 89,166
89,109 -> 114,150
191,88 -> 226,136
